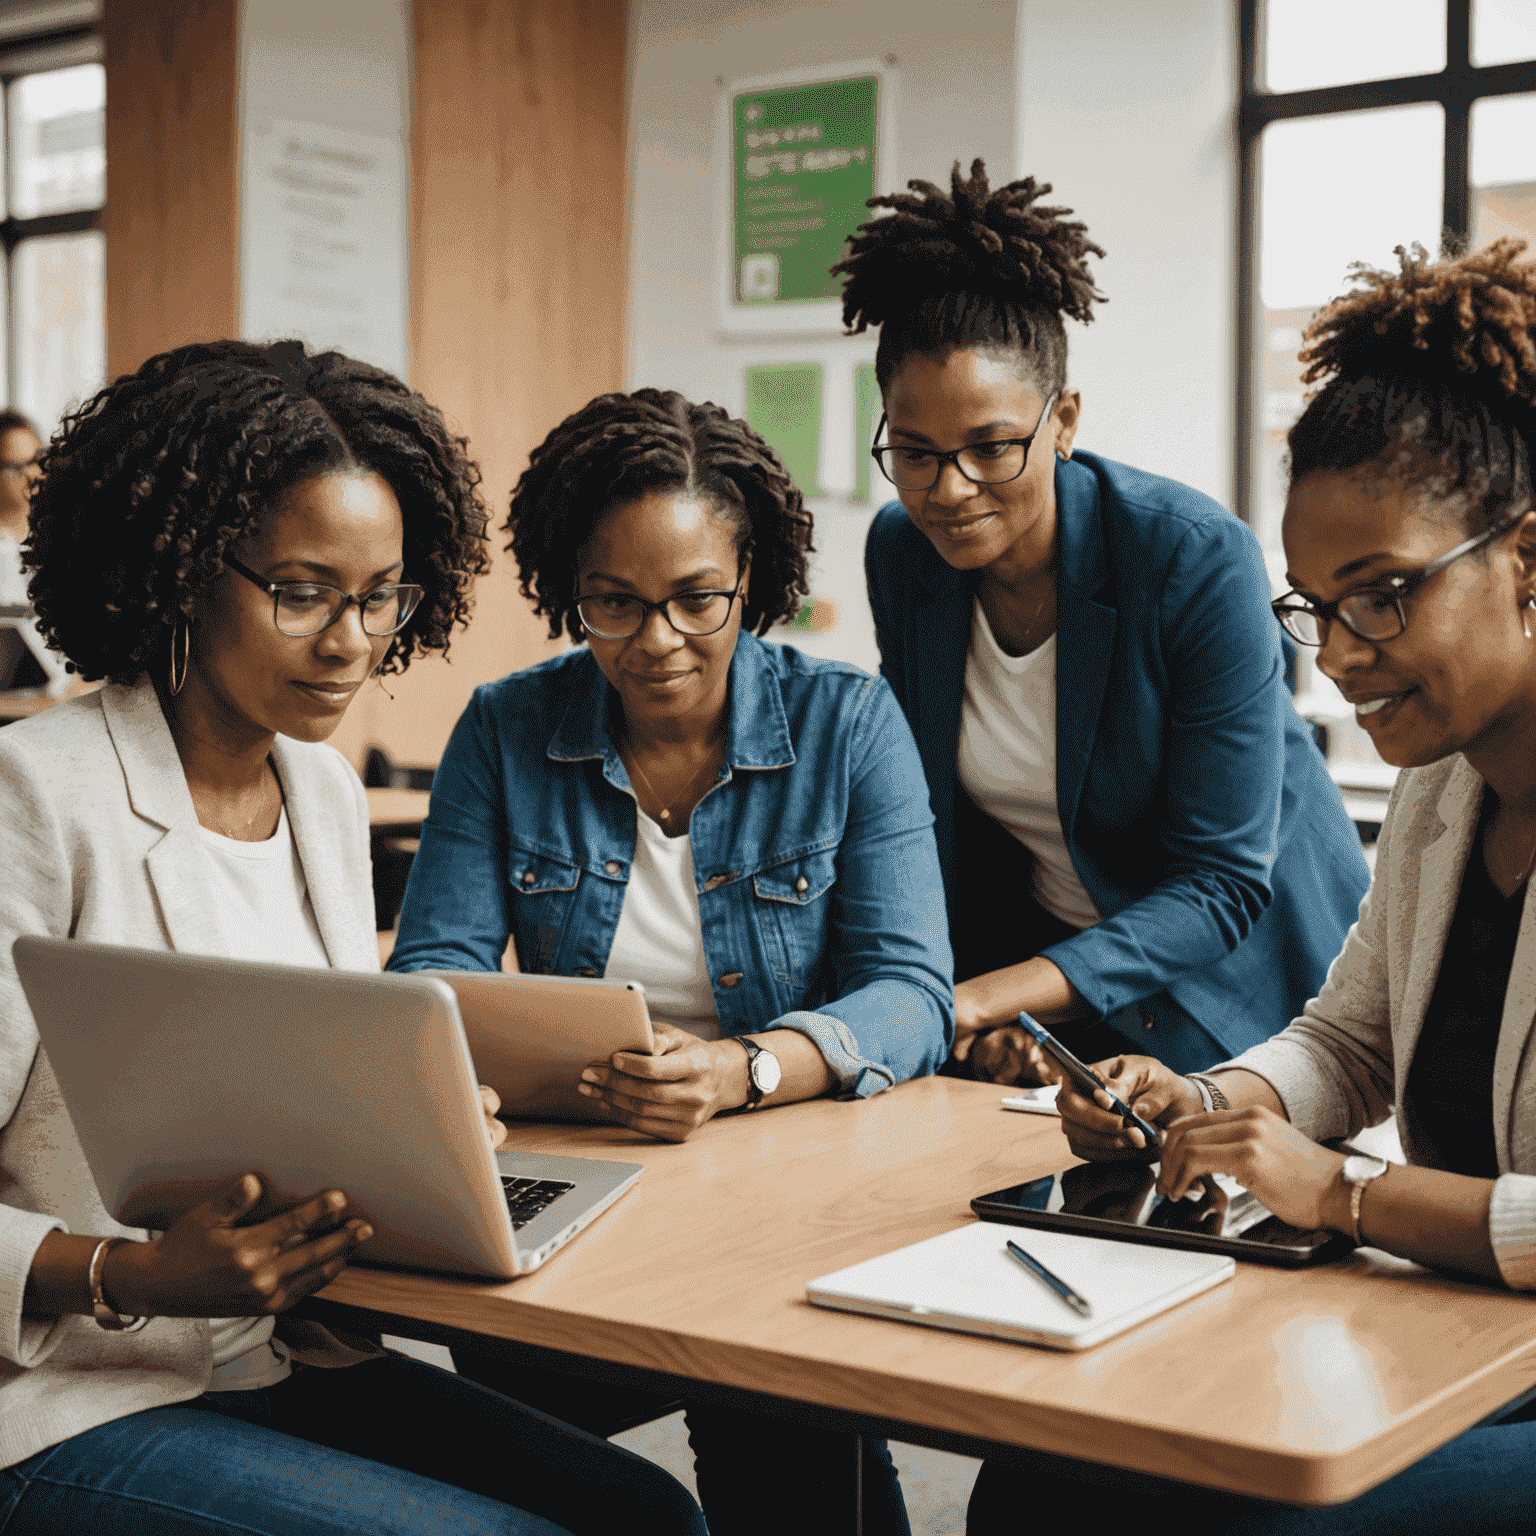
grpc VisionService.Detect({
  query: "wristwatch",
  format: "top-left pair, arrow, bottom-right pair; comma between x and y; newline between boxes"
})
1340,1153 -> 1390,1245
736,1036 -> 782,1109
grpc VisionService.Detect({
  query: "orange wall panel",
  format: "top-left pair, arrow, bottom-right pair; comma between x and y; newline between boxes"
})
103,0 -> 240,380
334,0 -> 630,770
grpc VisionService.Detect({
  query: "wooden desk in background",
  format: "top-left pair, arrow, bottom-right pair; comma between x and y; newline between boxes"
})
365,786 -> 431,832
303,1077 -> 1536,1509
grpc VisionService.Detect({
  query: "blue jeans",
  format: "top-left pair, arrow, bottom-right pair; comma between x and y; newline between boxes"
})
965,1407 -> 1536,1534
0,1357 -> 706,1536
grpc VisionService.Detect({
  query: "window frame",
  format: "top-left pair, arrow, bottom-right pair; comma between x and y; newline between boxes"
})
1235,0 -> 1536,523
0,21 -> 103,413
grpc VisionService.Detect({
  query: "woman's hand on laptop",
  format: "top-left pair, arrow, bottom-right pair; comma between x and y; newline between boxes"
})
479,1084 -> 509,1149
99,1172 -> 372,1318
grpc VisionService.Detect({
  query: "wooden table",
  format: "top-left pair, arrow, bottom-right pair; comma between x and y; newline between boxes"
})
304,1077 -> 1536,1509
365,786 -> 431,831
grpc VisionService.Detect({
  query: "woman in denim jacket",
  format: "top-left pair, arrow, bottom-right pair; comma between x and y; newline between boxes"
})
389,387 -> 952,1536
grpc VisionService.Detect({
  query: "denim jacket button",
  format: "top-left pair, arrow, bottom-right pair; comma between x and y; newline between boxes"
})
718,971 -> 744,988
795,876 -> 809,893
1142,1010 -> 1156,1030
520,870 -> 536,886
604,860 -> 622,876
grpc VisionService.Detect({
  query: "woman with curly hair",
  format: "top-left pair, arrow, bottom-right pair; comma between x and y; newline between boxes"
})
843,160 -> 1369,1083
0,339 -> 706,1536
389,386 -> 953,1536
987,237 -> 1536,1534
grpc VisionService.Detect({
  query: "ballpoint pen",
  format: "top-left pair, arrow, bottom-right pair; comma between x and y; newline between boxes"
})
1005,1238 -> 1093,1318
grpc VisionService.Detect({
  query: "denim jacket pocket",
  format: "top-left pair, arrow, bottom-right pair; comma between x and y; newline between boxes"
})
751,846 -> 838,993
507,845 -> 582,972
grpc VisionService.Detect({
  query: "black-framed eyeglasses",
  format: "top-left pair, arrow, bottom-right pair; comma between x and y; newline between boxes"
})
1272,514 -> 1523,647
870,391 -> 1060,491
224,554 -> 424,638
575,575 -> 744,640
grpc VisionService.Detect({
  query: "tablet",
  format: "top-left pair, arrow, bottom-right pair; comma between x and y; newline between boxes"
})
425,970 -> 654,1123
972,1160 -> 1352,1267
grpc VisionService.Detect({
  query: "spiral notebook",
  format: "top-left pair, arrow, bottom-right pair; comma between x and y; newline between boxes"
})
807,1220 -> 1233,1351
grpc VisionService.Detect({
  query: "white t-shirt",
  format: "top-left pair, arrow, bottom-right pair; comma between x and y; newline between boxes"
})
196,804 -> 330,1390
956,599 -> 1101,931
604,807 -> 721,1041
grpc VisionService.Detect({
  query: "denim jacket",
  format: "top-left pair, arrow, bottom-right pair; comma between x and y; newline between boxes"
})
389,633 -> 953,1096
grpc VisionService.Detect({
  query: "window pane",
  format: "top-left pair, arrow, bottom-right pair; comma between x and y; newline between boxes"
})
1473,93 -> 1536,251
7,63 -> 104,218
1473,0 -> 1536,66
1263,0 -> 1445,93
1253,104 -> 1442,757
13,230 -> 105,436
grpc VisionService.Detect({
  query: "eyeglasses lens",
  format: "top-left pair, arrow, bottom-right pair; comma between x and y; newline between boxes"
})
1278,594 -> 1403,647
577,593 -> 731,639
273,584 -> 420,637
877,443 -> 1027,490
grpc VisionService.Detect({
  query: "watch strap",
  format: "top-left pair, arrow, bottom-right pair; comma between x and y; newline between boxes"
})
737,1035 -> 766,1110
89,1237 -> 149,1333
1343,1155 -> 1389,1245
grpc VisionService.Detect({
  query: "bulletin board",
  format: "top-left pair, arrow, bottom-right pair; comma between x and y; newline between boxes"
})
716,60 -> 897,337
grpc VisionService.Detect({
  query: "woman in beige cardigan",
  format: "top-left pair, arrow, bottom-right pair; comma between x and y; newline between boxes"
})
971,243 -> 1536,1532
0,341 -> 705,1536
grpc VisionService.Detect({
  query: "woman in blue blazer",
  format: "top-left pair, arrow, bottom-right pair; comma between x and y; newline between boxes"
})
839,160 -> 1369,1078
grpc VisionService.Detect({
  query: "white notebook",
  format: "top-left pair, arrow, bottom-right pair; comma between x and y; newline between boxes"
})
807,1221 -> 1234,1351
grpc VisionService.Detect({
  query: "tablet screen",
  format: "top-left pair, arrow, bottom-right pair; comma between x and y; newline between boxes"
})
977,1161 -> 1332,1252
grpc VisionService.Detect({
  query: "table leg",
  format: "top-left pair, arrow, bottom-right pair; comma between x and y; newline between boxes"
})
854,1433 -> 863,1535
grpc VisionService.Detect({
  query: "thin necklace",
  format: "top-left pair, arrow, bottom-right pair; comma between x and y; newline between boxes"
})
623,742 -> 721,826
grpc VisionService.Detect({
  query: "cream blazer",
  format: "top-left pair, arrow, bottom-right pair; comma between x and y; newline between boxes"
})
0,679 -> 378,1468
1225,752 -> 1536,1289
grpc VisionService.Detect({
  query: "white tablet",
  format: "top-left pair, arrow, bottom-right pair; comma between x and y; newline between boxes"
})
424,970 -> 654,1122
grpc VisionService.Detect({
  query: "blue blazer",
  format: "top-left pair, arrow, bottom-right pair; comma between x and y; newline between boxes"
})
865,451 -> 1370,1068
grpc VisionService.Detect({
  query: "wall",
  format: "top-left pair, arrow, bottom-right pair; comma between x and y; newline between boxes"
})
625,0 -> 1021,673
1016,0 -> 1236,507
104,0 -> 239,380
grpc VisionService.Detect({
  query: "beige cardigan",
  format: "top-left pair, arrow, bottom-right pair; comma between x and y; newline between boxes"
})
1224,752 -> 1536,1289
0,680 -> 378,1468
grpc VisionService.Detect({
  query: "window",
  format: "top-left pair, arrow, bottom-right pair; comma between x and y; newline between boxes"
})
0,28 -> 103,439
1238,1 -> 1536,768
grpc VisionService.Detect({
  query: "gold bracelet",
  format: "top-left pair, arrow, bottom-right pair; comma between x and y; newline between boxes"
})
88,1237 -> 149,1333
1188,1073 -> 1230,1112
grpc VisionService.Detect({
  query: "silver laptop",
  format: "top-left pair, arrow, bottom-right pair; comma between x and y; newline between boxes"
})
13,936 -> 641,1279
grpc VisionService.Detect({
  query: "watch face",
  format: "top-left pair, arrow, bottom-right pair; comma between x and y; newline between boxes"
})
752,1048 -> 782,1095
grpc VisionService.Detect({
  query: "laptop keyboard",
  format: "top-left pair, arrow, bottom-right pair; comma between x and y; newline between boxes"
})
501,1176 -> 576,1231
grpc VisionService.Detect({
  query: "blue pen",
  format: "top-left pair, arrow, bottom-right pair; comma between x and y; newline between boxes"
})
1005,1238 -> 1093,1318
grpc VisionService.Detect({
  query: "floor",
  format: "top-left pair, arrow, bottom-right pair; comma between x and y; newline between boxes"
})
613,1412 -> 981,1536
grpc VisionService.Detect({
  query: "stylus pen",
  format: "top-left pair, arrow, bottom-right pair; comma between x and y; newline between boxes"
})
1005,1239 -> 1093,1318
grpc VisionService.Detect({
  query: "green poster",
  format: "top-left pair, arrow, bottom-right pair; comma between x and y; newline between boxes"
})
853,361 -> 880,501
745,362 -> 824,497
733,74 -> 879,307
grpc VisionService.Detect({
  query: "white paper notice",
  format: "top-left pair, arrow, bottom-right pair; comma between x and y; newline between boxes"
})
241,117 -> 408,380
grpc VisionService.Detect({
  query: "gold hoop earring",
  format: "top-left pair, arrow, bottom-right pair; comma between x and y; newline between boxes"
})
169,617 -> 191,697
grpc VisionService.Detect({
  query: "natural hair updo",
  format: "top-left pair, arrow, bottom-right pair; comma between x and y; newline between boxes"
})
832,158 -> 1106,397
505,387 -> 813,643
1288,238 -> 1536,531
24,338 -> 489,684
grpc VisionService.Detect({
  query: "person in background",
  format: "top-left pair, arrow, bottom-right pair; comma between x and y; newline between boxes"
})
979,239 -> 1536,1534
390,386 -> 954,1536
0,340 -> 707,1536
0,406 -> 43,604
843,160 -> 1370,1082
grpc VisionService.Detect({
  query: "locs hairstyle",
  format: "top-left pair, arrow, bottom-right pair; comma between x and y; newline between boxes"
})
505,387 -> 813,643
24,338 -> 489,684
1288,238 -> 1536,531
832,158 -> 1106,396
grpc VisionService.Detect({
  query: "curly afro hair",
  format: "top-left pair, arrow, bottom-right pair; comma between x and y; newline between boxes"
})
832,158 -> 1106,395
1289,238 -> 1536,529
23,338 -> 489,684
505,387 -> 812,644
